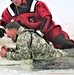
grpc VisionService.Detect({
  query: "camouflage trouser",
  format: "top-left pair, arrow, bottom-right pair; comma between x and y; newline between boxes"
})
31,45 -> 68,60
30,32 -> 68,60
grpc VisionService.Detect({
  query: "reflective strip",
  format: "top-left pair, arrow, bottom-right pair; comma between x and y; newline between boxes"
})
0,26 -> 5,29
11,19 -> 14,22
30,0 -> 37,12
36,30 -> 44,37
8,6 -> 15,16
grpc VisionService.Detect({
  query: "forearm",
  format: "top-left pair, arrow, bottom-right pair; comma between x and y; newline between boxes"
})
39,15 -> 52,33
5,47 -> 30,60
5,51 -> 22,60
36,1 -> 52,34
35,15 -> 52,37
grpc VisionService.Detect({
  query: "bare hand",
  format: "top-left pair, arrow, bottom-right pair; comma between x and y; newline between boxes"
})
0,46 -> 7,58
1,46 -> 7,51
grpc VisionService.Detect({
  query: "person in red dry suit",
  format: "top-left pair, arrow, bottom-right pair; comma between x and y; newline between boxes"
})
0,0 -> 74,49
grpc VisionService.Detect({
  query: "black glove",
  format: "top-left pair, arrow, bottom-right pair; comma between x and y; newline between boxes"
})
0,28 -> 6,38
35,30 -> 44,37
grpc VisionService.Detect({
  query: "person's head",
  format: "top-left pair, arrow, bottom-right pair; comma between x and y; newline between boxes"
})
11,0 -> 26,6
5,21 -> 20,39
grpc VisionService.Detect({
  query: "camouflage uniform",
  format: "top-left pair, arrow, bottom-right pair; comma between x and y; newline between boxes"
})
5,26 -> 66,60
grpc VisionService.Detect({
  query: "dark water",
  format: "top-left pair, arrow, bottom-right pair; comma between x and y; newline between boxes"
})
33,48 -> 74,70
33,56 -> 74,70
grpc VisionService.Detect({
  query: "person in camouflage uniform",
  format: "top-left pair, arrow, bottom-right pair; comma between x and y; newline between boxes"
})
0,21 -> 66,60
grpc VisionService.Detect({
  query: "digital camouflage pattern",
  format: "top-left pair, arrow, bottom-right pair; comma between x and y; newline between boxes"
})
5,26 -> 67,60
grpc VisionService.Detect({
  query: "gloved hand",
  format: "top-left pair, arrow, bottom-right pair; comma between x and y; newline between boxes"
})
0,28 -> 6,38
35,30 -> 44,37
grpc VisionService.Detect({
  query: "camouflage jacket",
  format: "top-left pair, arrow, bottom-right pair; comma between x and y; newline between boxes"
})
5,27 -> 64,60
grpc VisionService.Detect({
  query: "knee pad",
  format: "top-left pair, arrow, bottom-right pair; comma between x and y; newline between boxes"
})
53,34 -> 74,49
